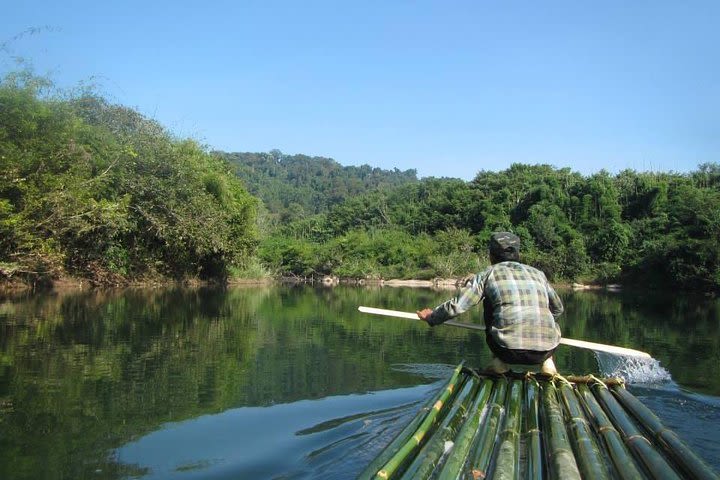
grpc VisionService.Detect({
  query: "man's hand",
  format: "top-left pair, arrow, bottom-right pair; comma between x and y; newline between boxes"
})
416,308 -> 434,324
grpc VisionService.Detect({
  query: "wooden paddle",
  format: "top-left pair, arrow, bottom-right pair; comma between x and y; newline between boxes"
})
357,306 -> 651,359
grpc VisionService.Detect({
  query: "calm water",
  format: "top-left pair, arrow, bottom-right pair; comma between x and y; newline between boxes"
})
0,285 -> 718,479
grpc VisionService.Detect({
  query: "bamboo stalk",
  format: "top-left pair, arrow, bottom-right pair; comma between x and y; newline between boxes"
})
399,377 -> 479,479
611,385 -> 720,480
558,382 -> 612,479
591,382 -> 682,480
565,375 -> 625,387
524,377 -> 543,480
576,384 -> 644,480
372,364 -> 466,479
467,377 -> 509,480
435,378 -> 494,480
541,381 -> 582,480
490,379 -> 523,480
356,375 -> 460,480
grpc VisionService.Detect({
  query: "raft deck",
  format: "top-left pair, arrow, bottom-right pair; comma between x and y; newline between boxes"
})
358,364 -> 719,480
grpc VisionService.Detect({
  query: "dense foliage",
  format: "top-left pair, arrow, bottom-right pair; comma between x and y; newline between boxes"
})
256,164 -> 720,292
0,73 -> 258,284
1,72 -> 717,292
218,151 -> 417,227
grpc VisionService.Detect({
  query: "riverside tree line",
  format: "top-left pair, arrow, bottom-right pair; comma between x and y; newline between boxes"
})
2,73 -> 719,292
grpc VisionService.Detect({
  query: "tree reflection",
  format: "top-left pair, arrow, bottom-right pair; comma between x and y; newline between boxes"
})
0,286 -> 718,479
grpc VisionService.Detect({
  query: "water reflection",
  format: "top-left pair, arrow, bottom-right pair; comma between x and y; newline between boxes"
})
116,382 -> 438,479
0,285 -> 718,478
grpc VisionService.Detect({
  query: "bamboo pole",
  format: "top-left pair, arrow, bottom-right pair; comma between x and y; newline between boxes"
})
467,377 -> 509,480
372,364 -> 465,479
591,382 -> 682,480
558,382 -> 612,479
611,385 -> 720,480
524,377 -> 543,480
565,375 -> 625,387
541,381 -> 582,480
358,307 -> 651,358
490,379 -> 523,480
399,377 -> 479,479
576,384 -> 644,480
435,378 -> 494,480
356,373 -> 461,480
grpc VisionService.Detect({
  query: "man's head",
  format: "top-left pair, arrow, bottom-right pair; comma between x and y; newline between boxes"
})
489,232 -> 520,263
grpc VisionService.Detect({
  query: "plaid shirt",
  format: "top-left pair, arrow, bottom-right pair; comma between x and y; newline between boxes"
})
428,261 -> 563,351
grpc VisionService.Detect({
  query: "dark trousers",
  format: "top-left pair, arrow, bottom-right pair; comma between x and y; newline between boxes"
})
486,335 -> 555,365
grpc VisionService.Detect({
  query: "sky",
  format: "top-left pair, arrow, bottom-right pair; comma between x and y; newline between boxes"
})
3,1 -> 719,180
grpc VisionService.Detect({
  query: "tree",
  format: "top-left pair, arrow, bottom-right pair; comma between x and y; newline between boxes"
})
0,73 -> 258,284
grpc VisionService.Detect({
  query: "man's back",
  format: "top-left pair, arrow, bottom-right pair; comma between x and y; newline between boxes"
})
482,261 -> 563,351
418,231 -> 563,373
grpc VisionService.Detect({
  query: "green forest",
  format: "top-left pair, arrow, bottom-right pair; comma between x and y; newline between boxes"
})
1,73 -> 719,292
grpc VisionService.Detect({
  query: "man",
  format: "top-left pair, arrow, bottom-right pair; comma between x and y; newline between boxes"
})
417,232 -> 563,374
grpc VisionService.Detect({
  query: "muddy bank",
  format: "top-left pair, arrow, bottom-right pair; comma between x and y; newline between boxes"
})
280,276 -> 465,289
5,273 -> 622,294
1,274 -> 273,293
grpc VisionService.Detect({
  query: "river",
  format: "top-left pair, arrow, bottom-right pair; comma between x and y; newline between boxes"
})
0,285 -> 718,479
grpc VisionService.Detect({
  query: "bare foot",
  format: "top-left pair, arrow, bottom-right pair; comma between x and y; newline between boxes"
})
540,357 -> 557,375
482,357 -> 510,374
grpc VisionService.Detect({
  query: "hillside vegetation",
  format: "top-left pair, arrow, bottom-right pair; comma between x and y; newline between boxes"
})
223,147 -> 719,291
1,73 -> 258,285
253,163 -> 719,291
218,151 -> 417,227
1,72 -> 718,292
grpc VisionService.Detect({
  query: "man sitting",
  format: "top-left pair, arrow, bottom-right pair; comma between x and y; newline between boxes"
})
417,232 -> 563,374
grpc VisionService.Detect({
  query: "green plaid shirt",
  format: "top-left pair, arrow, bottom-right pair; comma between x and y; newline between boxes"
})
428,261 -> 563,351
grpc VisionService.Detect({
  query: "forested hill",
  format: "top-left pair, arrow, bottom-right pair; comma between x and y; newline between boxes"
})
256,163 -> 720,292
216,151 -> 417,221
2,72 -> 718,292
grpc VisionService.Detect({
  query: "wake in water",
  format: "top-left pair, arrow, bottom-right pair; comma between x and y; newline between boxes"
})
595,351 -> 673,384
390,363 -> 457,380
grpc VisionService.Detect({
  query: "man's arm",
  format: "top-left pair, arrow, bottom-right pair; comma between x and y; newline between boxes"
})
547,282 -> 564,317
418,274 -> 485,326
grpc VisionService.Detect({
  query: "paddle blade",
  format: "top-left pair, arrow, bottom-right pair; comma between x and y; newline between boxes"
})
358,306 -> 420,320
559,338 -> 651,359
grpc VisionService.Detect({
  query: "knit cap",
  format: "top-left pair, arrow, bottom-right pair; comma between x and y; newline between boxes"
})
489,232 -> 520,258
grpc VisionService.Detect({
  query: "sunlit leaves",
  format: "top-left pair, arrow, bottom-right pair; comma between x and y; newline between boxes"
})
0,73 -> 258,283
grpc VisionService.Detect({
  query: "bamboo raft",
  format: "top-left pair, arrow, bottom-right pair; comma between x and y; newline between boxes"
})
358,364 -> 719,480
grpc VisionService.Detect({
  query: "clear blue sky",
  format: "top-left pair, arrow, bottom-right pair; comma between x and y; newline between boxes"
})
3,1 -> 719,180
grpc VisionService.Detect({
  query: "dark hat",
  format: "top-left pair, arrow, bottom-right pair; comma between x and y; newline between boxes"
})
489,232 -> 520,258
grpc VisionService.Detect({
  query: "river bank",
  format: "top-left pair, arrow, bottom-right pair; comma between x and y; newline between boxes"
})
280,275 -> 464,289
2,273 -> 623,294
0,274 -> 274,293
